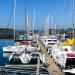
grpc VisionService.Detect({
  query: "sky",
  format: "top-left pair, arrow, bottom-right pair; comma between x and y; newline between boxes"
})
0,0 -> 75,30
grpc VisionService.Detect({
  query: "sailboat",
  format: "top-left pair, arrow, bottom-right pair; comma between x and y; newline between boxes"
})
3,0 -> 17,57
3,0 -> 30,57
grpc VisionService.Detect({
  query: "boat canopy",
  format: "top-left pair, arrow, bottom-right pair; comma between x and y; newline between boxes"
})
19,41 -> 29,45
59,38 -> 75,46
15,38 -> 31,42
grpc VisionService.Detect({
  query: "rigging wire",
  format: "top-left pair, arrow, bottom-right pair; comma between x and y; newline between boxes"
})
2,0 -> 14,47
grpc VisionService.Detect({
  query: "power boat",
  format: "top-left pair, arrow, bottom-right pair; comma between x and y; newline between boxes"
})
51,38 -> 75,74
43,36 -> 58,48
3,39 -> 40,57
3,37 -> 30,57
3,45 -> 27,57
41,35 -> 59,54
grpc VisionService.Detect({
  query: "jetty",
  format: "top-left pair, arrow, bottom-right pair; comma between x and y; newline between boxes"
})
38,40 -> 64,75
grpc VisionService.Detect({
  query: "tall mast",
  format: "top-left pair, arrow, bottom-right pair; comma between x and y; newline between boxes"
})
72,0 -> 74,38
33,10 -> 35,36
46,14 -> 49,36
27,12 -> 29,36
14,0 -> 16,40
54,23 -> 56,35
25,0 -> 27,36
43,18 -> 45,35
51,16 -> 53,35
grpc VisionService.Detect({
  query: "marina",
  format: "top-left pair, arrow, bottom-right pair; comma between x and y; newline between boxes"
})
0,0 -> 75,75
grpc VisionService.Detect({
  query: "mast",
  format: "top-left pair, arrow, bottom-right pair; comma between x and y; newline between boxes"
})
46,14 -> 49,36
51,16 -> 53,35
72,0 -> 74,38
14,0 -> 16,40
43,15 -> 50,36
43,18 -> 45,35
54,23 -> 56,35
27,12 -> 29,37
33,10 -> 35,36
25,0 -> 27,35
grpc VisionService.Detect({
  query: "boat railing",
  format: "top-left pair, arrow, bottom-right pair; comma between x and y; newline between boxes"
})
65,65 -> 75,69
0,66 -> 50,75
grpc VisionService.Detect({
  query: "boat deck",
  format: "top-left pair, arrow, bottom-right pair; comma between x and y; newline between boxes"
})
5,64 -> 43,68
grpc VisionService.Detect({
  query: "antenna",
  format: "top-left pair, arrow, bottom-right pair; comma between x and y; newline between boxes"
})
14,0 -> 16,40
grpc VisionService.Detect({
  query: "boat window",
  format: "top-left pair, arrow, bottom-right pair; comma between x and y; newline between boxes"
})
48,40 -> 57,42
31,43 -> 37,47
13,54 -> 20,57
60,38 -> 67,42
48,40 -> 52,42
64,48 -> 68,51
48,43 -> 55,45
31,54 -> 39,57
66,58 -> 75,68
53,40 -> 57,42
32,41 -> 37,43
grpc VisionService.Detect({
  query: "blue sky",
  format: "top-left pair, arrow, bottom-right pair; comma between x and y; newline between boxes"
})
0,0 -> 75,30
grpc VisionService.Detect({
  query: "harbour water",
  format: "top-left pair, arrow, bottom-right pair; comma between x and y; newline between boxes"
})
0,39 -> 14,66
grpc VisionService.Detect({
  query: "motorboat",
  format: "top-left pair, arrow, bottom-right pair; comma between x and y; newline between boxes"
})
42,35 -> 59,54
3,45 -> 27,57
51,38 -> 75,74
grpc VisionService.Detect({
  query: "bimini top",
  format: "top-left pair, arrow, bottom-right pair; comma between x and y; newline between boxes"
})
15,37 -> 31,42
48,35 -> 58,39
59,38 -> 75,46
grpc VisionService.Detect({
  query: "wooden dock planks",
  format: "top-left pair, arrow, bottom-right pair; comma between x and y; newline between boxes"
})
38,40 -> 64,75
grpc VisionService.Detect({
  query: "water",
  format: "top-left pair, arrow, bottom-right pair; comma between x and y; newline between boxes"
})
0,39 -> 15,66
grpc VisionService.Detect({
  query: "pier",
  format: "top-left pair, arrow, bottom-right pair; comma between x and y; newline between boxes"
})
38,40 -> 64,75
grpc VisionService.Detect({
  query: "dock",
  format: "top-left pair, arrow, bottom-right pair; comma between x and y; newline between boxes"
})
38,40 -> 64,75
